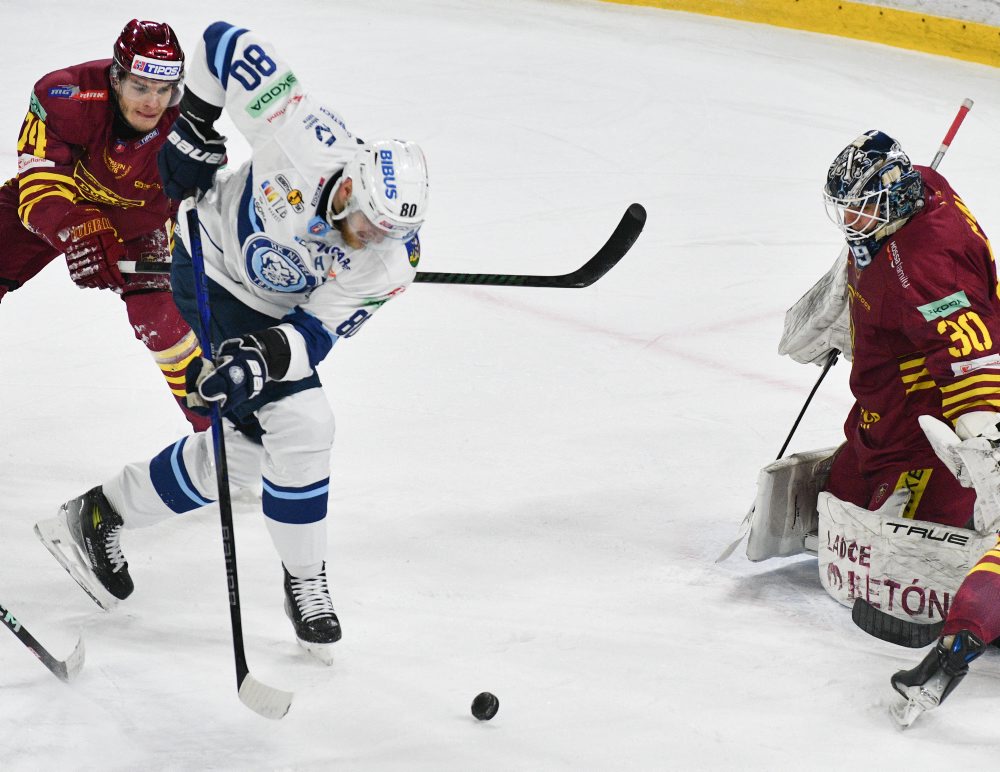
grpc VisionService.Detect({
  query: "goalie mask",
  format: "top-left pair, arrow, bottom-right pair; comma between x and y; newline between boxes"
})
328,140 -> 429,244
822,130 -> 924,255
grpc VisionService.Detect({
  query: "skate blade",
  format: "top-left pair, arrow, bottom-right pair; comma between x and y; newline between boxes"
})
296,637 -> 336,666
890,687 -> 941,729
34,517 -> 117,611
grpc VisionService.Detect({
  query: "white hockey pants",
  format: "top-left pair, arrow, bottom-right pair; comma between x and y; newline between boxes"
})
104,388 -> 335,570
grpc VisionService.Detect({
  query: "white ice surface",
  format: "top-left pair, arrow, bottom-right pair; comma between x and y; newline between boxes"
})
1,1 -> 1000,769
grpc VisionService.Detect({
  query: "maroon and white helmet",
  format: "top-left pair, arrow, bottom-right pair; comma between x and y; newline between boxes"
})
111,19 -> 184,103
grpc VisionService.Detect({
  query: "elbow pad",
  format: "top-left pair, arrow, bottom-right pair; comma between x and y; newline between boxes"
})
243,326 -> 292,381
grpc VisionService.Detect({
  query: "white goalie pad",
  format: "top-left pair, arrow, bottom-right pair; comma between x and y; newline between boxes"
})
817,490 -> 997,625
746,447 -> 839,561
778,251 -> 853,365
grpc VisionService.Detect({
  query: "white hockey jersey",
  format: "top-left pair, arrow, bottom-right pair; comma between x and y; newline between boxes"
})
177,22 -> 419,375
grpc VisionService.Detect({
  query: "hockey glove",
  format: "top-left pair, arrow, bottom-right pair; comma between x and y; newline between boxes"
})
57,209 -> 126,290
187,337 -> 269,414
158,115 -> 227,201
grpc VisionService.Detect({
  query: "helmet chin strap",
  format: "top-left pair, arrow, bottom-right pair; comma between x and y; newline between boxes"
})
325,180 -> 353,223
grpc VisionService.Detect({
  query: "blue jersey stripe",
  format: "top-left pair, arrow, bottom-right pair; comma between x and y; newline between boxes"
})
262,477 -> 329,524
236,170 -> 263,246
263,478 -> 330,498
203,22 -> 248,87
149,437 -> 214,514
281,307 -> 337,368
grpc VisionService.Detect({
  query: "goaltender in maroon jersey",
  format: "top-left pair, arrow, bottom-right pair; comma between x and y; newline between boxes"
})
826,161 -> 1000,528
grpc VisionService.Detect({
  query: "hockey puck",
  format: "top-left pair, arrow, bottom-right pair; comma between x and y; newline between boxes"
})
471,691 -> 499,720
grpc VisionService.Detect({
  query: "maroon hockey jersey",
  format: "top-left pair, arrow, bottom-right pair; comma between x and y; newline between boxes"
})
845,166 -> 1000,475
14,58 -> 178,245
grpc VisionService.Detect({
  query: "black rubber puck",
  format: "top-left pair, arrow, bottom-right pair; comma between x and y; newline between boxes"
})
471,691 -> 499,720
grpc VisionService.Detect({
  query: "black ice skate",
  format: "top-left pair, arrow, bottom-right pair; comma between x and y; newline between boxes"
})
283,564 -> 341,664
34,486 -> 133,610
889,630 -> 985,728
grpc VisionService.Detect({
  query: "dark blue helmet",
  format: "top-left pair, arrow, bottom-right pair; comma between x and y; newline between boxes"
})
823,130 -> 924,245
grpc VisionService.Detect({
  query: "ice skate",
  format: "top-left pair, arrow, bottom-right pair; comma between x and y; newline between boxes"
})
889,630 -> 985,728
283,564 -> 341,664
34,486 -> 133,611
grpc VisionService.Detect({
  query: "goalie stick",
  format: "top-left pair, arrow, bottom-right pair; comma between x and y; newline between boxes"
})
851,598 -> 944,648
0,600 -> 84,682
187,207 -> 294,721
121,203 -> 646,288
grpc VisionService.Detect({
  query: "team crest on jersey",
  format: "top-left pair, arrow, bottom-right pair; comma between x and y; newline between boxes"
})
243,236 -> 318,293
103,146 -> 131,178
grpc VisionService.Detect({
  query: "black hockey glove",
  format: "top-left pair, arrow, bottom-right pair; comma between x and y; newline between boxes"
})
186,328 -> 291,414
158,114 -> 227,201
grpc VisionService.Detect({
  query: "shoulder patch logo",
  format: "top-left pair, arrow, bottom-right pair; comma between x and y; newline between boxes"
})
29,92 -> 46,121
406,235 -> 420,267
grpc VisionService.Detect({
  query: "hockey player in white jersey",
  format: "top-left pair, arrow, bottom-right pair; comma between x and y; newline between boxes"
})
34,21 -> 428,664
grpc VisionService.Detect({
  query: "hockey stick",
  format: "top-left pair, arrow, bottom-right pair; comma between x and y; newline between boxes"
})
851,598 -> 944,648
0,600 -> 84,682
413,203 -> 645,287
186,207 -> 293,720
122,203 -> 646,287
716,349 -> 841,562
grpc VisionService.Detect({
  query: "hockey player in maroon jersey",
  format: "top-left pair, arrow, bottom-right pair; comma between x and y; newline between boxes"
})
0,19 -> 209,431
819,130 -> 1000,528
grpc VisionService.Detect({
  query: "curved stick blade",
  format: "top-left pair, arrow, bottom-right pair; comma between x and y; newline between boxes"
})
238,674 -> 294,720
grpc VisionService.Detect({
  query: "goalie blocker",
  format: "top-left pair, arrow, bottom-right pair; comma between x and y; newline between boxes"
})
747,447 -> 997,628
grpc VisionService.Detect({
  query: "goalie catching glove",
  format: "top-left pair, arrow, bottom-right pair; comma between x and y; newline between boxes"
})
186,327 -> 292,414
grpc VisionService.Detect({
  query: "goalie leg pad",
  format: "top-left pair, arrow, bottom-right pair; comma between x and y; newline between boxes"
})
746,447 -> 839,561
816,490 -> 996,624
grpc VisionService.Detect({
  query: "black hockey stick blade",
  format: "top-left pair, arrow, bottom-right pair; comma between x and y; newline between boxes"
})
1,602 -> 84,682
120,203 -> 648,288
413,203 -> 646,287
851,598 -> 944,648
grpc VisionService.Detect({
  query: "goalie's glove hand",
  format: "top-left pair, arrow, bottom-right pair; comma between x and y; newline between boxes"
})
57,209 -> 126,290
186,337 -> 268,414
158,115 -> 227,201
